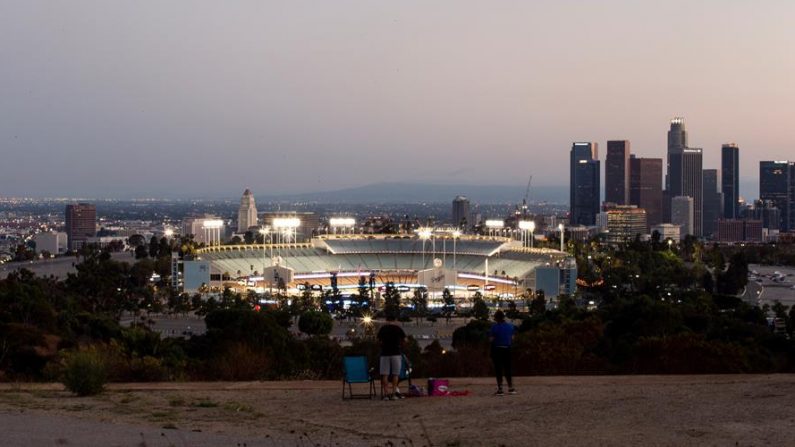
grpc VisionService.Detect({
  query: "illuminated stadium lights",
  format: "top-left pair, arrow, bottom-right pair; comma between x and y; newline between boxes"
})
485,220 -> 504,228
201,219 -> 223,246
329,217 -> 356,227
201,219 -> 224,229
518,220 -> 536,248
518,220 -> 535,231
272,217 -> 301,229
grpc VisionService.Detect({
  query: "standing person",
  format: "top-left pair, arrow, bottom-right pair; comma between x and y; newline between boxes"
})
489,310 -> 516,396
377,314 -> 407,400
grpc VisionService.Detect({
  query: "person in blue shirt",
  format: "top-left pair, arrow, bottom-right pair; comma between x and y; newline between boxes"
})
489,310 -> 516,396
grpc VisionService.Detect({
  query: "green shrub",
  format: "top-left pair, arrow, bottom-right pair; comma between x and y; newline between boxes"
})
62,348 -> 107,396
298,311 -> 333,336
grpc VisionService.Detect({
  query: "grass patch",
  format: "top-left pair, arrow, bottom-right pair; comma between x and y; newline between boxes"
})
222,401 -> 254,413
64,403 -> 93,412
192,399 -> 218,408
168,397 -> 186,407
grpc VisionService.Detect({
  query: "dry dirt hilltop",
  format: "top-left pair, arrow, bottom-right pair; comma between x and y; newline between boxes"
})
1,375 -> 793,447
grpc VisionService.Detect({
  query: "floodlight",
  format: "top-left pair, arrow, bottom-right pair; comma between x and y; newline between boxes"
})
273,217 -> 301,229
329,217 -> 356,227
163,228 -> 174,237
418,227 -> 433,239
485,220 -> 504,229
202,219 -> 224,229
518,221 -> 535,231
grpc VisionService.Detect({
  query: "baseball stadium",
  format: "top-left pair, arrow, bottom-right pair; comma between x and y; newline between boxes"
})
192,232 -> 572,301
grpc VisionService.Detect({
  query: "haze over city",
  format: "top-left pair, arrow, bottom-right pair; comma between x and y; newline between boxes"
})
2,1 -> 793,198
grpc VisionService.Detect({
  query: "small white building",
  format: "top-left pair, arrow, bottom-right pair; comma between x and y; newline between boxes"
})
33,232 -> 68,255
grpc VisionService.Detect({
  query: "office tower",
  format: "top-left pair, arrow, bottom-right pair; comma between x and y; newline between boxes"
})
751,200 -> 781,231
717,219 -> 763,243
759,161 -> 793,231
629,156 -> 663,228
721,143 -> 740,218
681,148 -> 704,236
452,195 -> 471,229
666,117 -> 688,193
65,203 -> 97,251
702,169 -> 723,238
605,140 -> 631,205
666,118 -> 703,235
605,205 -> 647,244
570,142 -> 600,226
237,189 -> 258,233
671,196 -> 694,236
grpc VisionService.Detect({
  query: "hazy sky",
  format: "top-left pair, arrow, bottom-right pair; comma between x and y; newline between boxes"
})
1,1 -> 793,199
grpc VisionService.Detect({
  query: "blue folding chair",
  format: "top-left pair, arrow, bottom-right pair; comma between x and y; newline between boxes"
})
342,356 -> 376,400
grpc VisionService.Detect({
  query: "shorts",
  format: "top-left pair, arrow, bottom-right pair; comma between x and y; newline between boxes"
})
380,355 -> 402,376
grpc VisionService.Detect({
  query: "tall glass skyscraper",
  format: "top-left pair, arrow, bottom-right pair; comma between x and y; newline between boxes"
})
570,142 -> 600,226
721,143 -> 740,219
759,161 -> 793,231
702,169 -> 723,238
605,140 -> 631,205
630,156 -> 663,228
666,117 -> 688,194
665,118 -> 703,236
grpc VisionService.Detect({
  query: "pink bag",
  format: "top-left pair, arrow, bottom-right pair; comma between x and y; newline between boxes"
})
428,379 -> 449,396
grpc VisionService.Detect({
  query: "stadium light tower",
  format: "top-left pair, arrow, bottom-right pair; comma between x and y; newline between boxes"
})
518,220 -> 535,248
418,227 -> 433,267
452,229 -> 461,269
259,226 -> 273,263
485,220 -> 504,238
329,217 -> 356,236
202,219 -> 224,246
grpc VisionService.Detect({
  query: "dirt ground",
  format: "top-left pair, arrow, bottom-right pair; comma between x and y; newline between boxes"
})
0,375 -> 793,447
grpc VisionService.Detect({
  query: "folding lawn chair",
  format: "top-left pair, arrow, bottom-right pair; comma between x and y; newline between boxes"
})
342,356 -> 376,400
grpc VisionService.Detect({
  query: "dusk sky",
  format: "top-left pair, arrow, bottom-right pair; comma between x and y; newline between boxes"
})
1,1 -> 793,199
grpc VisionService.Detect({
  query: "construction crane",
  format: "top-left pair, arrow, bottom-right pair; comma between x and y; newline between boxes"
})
521,175 -> 533,217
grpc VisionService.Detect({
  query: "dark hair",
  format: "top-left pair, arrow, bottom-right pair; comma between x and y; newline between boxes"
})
494,310 -> 505,322
385,314 -> 397,322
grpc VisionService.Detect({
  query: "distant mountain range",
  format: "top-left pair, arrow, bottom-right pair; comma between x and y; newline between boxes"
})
258,182 -> 568,204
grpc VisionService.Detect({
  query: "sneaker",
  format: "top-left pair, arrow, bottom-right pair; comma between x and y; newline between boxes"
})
394,392 -> 405,399
494,389 -> 505,396
382,395 -> 391,401
508,388 -> 517,395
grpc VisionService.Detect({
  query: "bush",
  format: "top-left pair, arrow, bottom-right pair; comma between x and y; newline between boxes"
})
298,311 -> 333,336
62,348 -> 107,396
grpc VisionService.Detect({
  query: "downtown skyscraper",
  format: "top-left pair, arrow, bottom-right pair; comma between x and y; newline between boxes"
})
605,140 -> 631,205
570,142 -> 600,226
759,161 -> 795,231
721,143 -> 740,219
702,169 -> 723,238
666,118 -> 703,236
630,156 -> 663,228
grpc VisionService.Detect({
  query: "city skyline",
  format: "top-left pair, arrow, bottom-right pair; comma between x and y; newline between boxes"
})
1,2 -> 794,198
